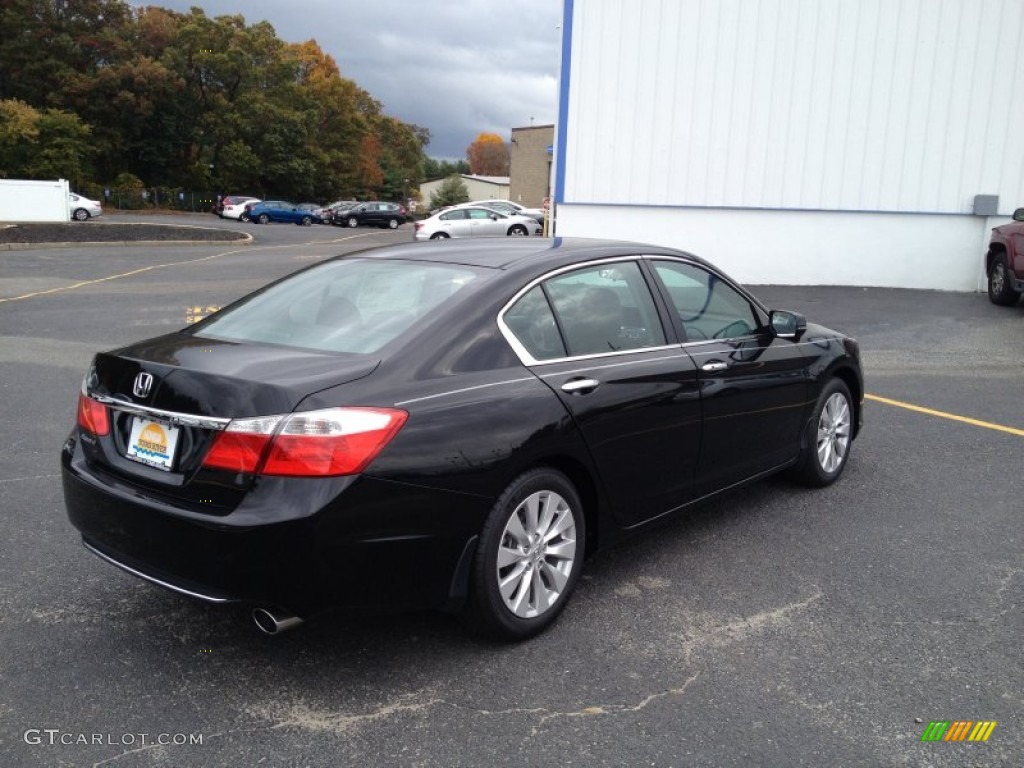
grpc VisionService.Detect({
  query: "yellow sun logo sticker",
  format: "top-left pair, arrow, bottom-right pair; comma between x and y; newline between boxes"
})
135,423 -> 169,459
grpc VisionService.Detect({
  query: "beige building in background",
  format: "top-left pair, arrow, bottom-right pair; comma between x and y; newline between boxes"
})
418,175 -> 509,208
509,124 -> 553,209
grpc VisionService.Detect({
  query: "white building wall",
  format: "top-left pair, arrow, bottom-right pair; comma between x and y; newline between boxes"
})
555,0 -> 1024,290
563,0 -> 1024,214
558,205 -> 1004,291
0,179 -> 69,222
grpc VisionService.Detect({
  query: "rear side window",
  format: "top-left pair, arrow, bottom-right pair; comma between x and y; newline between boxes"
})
502,261 -> 667,361
503,286 -> 566,360
544,262 -> 666,356
196,259 -> 486,354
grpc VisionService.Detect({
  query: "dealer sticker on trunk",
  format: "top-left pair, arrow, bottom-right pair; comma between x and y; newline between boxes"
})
125,417 -> 180,471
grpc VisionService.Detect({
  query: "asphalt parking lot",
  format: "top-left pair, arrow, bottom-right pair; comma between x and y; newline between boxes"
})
1,215 -> 1021,767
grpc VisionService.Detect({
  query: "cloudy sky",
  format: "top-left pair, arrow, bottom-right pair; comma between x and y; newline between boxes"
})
129,0 -> 563,159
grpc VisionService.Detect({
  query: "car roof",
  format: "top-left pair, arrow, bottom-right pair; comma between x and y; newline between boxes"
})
348,237 -> 708,271
453,201 -> 511,209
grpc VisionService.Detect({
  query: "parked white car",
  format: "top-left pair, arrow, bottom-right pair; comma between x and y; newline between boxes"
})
221,196 -> 260,220
69,193 -> 102,221
414,206 -> 543,240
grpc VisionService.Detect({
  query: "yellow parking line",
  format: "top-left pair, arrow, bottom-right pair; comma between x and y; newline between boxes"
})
0,248 -> 246,304
0,232 -> 384,305
866,394 -> 1024,437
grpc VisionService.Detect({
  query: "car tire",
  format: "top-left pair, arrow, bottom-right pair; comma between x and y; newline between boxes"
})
72,208 -> 90,221
430,232 -> 449,240
462,468 -> 585,640
987,254 -> 1021,306
300,216 -> 312,226
789,378 -> 854,487
388,218 -> 399,229
507,225 -> 528,237
239,214 -> 250,222
258,214 -> 270,224
347,217 -> 358,228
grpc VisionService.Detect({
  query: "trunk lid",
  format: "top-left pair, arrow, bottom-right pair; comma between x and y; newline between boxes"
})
81,333 -> 379,512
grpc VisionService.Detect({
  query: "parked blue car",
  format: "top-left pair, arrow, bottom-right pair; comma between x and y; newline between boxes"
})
245,200 -> 322,226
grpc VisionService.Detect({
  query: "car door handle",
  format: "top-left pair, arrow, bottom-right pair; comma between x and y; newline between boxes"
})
701,361 -> 728,372
561,378 -> 600,394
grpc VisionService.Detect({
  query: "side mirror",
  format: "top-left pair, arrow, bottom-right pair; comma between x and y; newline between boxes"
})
769,309 -> 807,339
1013,208 -> 1024,222
490,214 -> 499,221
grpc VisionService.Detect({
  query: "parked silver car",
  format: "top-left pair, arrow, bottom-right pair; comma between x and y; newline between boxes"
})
462,199 -> 545,223
69,193 -> 102,221
414,206 -> 543,240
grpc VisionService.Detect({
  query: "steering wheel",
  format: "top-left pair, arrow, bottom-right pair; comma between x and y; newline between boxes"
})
678,275 -> 717,322
683,326 -> 708,341
713,320 -> 753,339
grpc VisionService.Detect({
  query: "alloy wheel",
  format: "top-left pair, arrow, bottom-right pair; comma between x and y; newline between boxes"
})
496,490 -> 577,618
816,392 -> 851,474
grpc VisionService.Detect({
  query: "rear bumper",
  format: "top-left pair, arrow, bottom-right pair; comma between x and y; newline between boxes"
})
62,437 -> 490,617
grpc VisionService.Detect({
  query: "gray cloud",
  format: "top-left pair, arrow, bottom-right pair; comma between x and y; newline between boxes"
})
129,0 -> 562,159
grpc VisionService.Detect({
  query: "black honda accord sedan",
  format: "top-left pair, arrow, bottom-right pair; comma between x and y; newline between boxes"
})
62,238 -> 863,639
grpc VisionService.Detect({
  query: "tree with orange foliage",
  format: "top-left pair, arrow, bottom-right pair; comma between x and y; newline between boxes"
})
354,134 -> 384,196
466,132 -> 510,176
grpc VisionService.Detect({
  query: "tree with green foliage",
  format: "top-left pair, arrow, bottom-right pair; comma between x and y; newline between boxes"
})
429,174 -> 470,210
423,157 -> 470,181
0,99 -> 94,183
0,2 -> 431,202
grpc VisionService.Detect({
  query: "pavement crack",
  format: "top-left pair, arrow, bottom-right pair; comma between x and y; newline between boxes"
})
678,591 -> 824,661
247,690 -> 441,735
237,675 -> 702,745
527,672 -> 701,736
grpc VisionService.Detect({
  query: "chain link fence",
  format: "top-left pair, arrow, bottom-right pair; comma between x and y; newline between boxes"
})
78,183 -> 224,213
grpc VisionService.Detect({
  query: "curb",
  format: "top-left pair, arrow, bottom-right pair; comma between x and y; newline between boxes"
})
0,234 -> 253,251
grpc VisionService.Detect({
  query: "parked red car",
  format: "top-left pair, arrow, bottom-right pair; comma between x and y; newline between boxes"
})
986,207 -> 1024,306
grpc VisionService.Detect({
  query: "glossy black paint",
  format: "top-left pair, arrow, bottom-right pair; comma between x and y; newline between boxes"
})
62,238 -> 864,621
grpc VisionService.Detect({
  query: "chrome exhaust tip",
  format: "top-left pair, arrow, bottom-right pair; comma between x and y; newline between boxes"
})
252,607 -> 304,635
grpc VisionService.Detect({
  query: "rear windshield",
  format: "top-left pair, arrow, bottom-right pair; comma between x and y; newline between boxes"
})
195,258 -> 486,354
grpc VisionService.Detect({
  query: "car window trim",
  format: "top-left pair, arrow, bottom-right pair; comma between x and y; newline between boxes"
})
497,255 -> 680,367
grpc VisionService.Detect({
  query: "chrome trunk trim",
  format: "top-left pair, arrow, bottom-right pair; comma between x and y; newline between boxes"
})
90,394 -> 231,431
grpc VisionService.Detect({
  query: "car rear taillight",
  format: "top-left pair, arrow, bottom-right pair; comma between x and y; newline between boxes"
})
202,408 -> 407,477
77,393 -> 110,436
414,222 -> 424,230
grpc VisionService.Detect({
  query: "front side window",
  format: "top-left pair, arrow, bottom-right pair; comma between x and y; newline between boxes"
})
652,261 -> 760,341
196,259 -> 485,354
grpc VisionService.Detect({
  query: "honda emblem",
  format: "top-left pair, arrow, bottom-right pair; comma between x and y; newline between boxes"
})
132,372 -> 154,399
